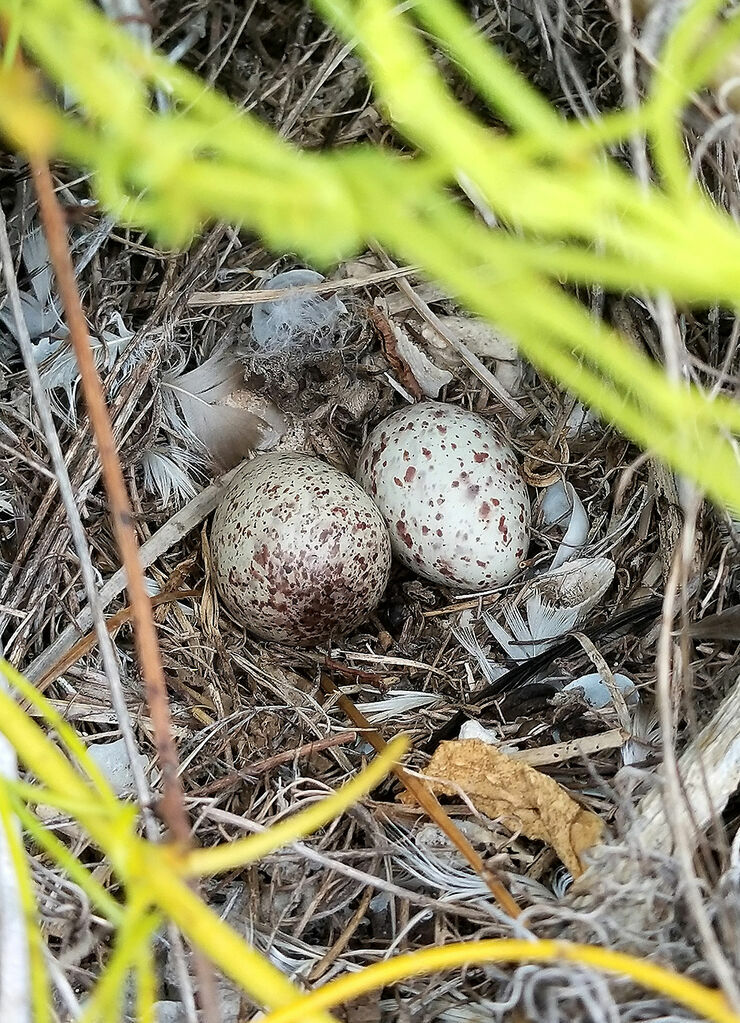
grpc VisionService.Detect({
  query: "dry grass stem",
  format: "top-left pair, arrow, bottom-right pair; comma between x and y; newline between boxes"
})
0,1 -> 738,1016
31,157 -> 190,845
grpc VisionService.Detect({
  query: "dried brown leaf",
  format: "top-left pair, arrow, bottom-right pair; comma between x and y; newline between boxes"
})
405,739 -> 603,877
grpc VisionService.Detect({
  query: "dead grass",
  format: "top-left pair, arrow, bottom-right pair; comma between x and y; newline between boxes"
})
1,0 -> 740,1020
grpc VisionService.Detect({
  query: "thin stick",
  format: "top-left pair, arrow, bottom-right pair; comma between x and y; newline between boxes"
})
320,674 -> 522,920
31,158 -> 221,1020
653,496 -> 740,1011
31,158 -> 190,846
186,265 -> 418,306
193,731 -> 359,796
0,199 -> 155,823
308,886 -> 374,982
511,728 -> 628,767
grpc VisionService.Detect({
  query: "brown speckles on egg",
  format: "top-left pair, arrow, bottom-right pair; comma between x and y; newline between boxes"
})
395,520 -> 414,549
356,401 -> 530,590
211,454 -> 391,644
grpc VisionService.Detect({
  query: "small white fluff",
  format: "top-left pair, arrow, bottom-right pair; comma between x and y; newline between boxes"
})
562,671 -> 637,709
249,269 -> 348,357
458,719 -> 500,744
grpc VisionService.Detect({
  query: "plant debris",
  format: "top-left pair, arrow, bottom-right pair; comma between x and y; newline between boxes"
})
0,0 -> 739,1019
401,738 -> 604,877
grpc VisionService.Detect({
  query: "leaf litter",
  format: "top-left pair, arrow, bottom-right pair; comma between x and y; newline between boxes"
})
401,738 -> 604,878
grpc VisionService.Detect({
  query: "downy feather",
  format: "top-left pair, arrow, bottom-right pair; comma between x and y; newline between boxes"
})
484,593 -> 579,662
140,445 -> 204,505
162,347 -> 269,469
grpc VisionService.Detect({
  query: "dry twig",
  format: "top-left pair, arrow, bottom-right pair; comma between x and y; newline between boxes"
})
30,158 -> 221,1020
31,158 -> 190,844
320,673 -> 522,920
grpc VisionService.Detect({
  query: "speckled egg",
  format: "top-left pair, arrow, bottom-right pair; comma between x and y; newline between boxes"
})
211,453 -> 391,644
357,402 -> 530,590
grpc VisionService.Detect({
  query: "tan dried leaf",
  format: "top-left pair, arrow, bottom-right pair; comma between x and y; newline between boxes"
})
405,739 -> 603,876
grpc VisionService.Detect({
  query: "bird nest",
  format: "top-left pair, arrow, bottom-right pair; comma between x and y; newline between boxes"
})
0,1 -> 739,1021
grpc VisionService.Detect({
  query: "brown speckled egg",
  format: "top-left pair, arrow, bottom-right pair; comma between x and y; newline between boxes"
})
211,453 -> 391,644
357,402 -> 530,590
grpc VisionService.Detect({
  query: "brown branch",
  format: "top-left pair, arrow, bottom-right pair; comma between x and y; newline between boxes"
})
30,160 -> 191,842
192,731 -> 359,797
37,590 -> 202,693
32,158 -> 223,1019
320,673 -> 521,919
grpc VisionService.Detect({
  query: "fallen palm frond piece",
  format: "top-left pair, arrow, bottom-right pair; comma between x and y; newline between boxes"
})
0,0 -> 740,509
401,737 -> 604,877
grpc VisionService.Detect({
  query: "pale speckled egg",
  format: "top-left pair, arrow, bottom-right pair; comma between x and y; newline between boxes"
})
211,453 -> 391,644
356,402 -> 530,590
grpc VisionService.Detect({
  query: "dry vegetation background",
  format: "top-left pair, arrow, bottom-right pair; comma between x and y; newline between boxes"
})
1,0 -> 740,1021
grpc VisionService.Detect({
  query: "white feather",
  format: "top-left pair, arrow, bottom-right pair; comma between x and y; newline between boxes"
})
140,446 -> 204,505
541,481 -> 589,569
0,290 -> 61,343
452,622 -> 505,683
523,592 -> 580,652
248,269 -> 348,359
354,690 -> 440,723
32,327 -> 133,425
20,226 -> 53,307
484,593 -> 579,662
162,347 -> 268,468
0,223 -> 61,345
387,821 -> 494,901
